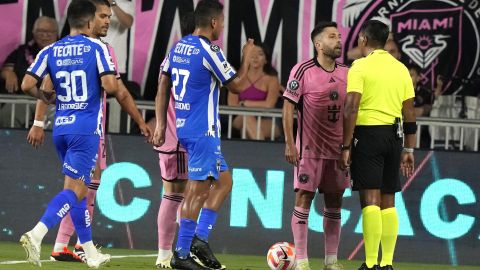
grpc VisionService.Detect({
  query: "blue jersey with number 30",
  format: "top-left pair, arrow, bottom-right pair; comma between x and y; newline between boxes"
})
27,34 -> 116,136
162,35 -> 236,138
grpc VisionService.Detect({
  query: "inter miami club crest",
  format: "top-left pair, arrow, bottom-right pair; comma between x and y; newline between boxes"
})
210,44 -> 220,52
329,90 -> 339,101
299,174 -> 309,184
288,80 -> 300,91
342,0 -> 480,94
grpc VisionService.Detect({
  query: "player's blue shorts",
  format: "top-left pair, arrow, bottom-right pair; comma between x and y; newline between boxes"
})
53,134 -> 99,185
179,136 -> 228,180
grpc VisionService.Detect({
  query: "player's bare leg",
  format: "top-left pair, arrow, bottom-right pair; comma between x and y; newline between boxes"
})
323,192 -> 344,270
292,189 -> 315,270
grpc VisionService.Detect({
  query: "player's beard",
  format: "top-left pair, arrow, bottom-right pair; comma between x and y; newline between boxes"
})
323,46 -> 342,60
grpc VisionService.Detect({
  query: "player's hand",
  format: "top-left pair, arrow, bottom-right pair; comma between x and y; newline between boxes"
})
27,126 -> 45,149
436,74 -> 445,87
285,142 -> 299,166
4,70 -> 19,93
339,149 -> 351,170
139,122 -> 153,143
400,152 -> 415,178
153,127 -> 166,147
242,38 -> 255,57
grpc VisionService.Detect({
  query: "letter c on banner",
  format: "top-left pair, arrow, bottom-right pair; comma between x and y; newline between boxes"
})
97,162 -> 152,222
420,178 -> 476,239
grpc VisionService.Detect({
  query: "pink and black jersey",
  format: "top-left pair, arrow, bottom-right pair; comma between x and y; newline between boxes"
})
283,58 -> 348,159
154,56 -> 185,153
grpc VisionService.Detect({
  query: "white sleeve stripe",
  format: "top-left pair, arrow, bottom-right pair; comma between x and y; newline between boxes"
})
199,39 -> 234,82
202,57 -> 218,80
207,76 -> 216,134
90,38 -> 115,72
96,50 -> 105,74
35,54 -> 49,78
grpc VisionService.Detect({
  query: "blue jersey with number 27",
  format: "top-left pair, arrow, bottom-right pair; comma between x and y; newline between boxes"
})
27,34 -> 116,136
162,35 -> 236,138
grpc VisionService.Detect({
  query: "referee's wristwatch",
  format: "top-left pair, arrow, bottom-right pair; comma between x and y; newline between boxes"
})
340,144 -> 350,151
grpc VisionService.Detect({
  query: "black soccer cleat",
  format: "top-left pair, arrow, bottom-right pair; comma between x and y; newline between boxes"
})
381,265 -> 393,270
190,236 -> 223,269
358,263 -> 380,270
170,251 -> 210,270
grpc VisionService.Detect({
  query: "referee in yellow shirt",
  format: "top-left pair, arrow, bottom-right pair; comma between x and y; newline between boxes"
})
340,20 -> 416,270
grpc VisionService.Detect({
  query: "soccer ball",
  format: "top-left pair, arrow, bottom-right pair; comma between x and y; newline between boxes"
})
266,242 -> 296,270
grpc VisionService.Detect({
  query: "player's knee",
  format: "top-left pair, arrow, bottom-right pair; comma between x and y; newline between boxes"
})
295,190 -> 315,207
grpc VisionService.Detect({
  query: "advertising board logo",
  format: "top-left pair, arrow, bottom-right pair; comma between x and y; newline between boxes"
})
343,0 -> 480,92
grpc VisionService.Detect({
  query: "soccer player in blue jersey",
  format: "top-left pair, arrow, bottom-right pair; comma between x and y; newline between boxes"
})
153,0 -> 254,269
20,0 -> 151,268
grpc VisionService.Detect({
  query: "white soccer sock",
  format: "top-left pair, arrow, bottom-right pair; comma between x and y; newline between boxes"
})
30,222 -> 48,244
157,248 -> 173,260
53,242 -> 68,252
82,241 -> 98,259
325,255 -> 337,265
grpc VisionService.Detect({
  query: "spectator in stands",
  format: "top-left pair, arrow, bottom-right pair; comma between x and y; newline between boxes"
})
0,16 -> 58,128
1,16 -> 58,93
228,41 -> 282,140
409,64 -> 434,148
409,64 -> 434,117
385,39 -> 401,60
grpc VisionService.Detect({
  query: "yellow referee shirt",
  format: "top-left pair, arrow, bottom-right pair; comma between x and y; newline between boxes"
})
347,50 -> 415,125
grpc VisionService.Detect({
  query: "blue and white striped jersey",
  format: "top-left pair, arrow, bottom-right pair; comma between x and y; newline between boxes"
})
162,35 -> 236,138
27,34 -> 116,136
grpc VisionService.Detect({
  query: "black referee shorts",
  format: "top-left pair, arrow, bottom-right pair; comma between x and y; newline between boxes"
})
350,125 -> 403,193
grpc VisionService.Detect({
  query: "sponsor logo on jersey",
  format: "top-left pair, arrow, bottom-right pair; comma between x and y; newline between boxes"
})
189,167 -> 202,172
176,118 -> 186,128
53,44 -> 88,57
173,55 -> 191,64
63,162 -> 78,174
174,43 -> 197,56
56,58 -> 84,67
299,174 -> 309,184
55,115 -> 76,126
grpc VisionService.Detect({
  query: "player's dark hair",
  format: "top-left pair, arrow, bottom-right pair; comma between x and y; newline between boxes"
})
310,21 -> 337,43
67,0 -> 96,29
194,0 -> 223,28
359,20 -> 390,48
89,0 -> 111,8
310,21 -> 337,57
408,63 -> 422,75
254,40 -> 278,76
180,12 -> 195,37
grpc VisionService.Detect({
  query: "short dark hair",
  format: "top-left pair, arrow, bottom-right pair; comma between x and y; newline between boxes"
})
180,12 -> 195,37
408,63 -> 422,75
359,20 -> 390,48
89,0 -> 111,8
310,21 -> 337,43
67,0 -> 96,29
194,0 -> 223,28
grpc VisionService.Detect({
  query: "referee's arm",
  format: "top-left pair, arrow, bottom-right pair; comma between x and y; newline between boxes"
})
402,98 -> 416,149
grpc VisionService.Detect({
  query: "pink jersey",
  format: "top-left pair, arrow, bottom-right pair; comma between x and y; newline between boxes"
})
283,58 -> 348,159
154,57 -> 185,153
102,44 -> 122,140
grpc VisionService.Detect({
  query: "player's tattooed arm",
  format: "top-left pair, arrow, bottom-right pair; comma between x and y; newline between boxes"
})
21,74 -> 55,104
